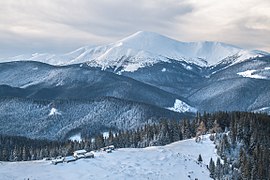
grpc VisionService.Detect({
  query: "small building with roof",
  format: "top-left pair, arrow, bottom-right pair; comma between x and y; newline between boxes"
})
73,149 -> 87,159
84,152 -> 94,158
64,156 -> 76,163
51,156 -> 64,165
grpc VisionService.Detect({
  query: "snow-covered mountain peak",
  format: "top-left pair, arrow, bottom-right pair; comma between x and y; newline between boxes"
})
117,31 -> 176,47
0,31 -> 265,71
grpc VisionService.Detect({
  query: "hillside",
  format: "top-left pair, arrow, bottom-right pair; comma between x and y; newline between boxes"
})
0,135 -> 218,180
1,56 -> 270,115
0,97 -> 187,140
0,61 -> 192,110
122,56 -> 270,113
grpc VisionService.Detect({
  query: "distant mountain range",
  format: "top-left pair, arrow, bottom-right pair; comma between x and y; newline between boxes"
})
1,31 -> 268,70
0,31 -> 269,140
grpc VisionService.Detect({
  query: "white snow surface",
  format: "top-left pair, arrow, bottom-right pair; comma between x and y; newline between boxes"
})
69,133 -> 82,142
48,108 -> 61,116
253,107 -> 270,114
0,31 -> 262,72
167,99 -> 197,113
0,135 -> 218,180
102,132 -> 109,139
161,68 -> 166,72
237,69 -> 267,79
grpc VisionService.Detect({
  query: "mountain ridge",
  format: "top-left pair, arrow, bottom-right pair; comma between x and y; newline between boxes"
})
1,31 -> 266,71
0,96 -> 189,140
0,60 -> 196,112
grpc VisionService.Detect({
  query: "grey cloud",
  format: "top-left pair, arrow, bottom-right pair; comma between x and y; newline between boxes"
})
221,15 -> 270,51
0,0 -> 269,57
0,0 -> 194,56
229,3 -> 270,51
46,0 -> 194,37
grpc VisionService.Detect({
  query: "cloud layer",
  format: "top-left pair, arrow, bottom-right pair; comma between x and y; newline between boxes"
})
0,0 -> 269,57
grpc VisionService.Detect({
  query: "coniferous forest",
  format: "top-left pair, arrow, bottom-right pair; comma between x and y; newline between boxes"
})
0,111 -> 269,179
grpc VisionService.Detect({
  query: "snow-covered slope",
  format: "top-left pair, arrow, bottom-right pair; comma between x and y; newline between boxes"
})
237,66 -> 270,80
0,31 -> 262,71
167,99 -> 197,113
0,135 -> 218,180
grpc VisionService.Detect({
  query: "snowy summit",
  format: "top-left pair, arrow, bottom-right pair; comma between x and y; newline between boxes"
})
0,31 -> 263,72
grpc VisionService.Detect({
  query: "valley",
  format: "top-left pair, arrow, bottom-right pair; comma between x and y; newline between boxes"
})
0,31 -> 269,180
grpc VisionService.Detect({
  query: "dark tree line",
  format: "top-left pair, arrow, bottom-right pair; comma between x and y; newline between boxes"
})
109,119 -> 194,148
0,135 -> 87,161
0,118 -> 197,161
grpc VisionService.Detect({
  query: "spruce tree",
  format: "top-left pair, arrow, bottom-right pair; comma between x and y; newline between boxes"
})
215,157 -> 222,180
209,158 -> 215,178
198,154 -> 203,163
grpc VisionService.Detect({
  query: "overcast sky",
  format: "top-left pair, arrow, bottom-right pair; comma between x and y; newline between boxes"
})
0,0 -> 269,57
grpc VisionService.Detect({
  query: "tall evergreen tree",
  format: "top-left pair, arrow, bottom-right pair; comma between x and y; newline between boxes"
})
209,158 -> 215,178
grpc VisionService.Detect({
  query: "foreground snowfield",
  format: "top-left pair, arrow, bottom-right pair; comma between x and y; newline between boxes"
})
0,135 -> 217,180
